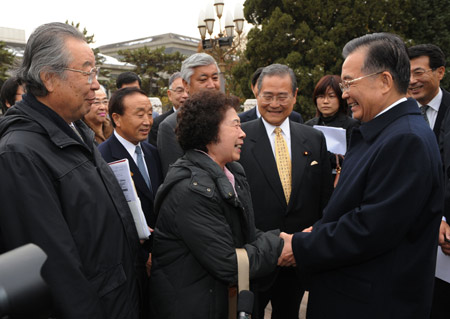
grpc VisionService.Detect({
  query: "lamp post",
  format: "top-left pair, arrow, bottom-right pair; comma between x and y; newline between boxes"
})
198,1 -> 245,92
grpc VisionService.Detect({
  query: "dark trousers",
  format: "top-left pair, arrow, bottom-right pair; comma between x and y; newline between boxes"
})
430,277 -> 450,319
253,268 -> 305,319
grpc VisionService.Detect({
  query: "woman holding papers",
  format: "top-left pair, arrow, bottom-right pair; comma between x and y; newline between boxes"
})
306,75 -> 360,186
150,90 -> 284,318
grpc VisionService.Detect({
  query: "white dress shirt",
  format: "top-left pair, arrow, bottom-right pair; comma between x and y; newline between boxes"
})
114,130 -> 150,177
261,117 -> 292,160
415,88 -> 442,129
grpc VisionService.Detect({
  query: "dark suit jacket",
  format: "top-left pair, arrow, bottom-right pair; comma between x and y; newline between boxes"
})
239,119 -> 332,234
433,88 -> 450,140
157,111 -> 184,177
292,99 -> 443,318
440,104 -> 450,221
98,134 -> 163,227
148,108 -> 174,146
239,106 -> 304,124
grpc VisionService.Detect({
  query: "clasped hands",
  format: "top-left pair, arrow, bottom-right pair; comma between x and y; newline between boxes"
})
277,226 -> 313,267
439,220 -> 450,256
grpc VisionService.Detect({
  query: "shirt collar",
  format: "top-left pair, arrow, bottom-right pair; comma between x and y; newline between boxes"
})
375,97 -> 407,118
358,98 -> 418,142
416,88 -> 442,112
261,116 -> 290,138
255,104 -> 261,118
114,130 -> 141,155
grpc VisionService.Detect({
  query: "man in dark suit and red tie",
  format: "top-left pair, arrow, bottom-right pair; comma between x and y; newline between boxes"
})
239,63 -> 333,319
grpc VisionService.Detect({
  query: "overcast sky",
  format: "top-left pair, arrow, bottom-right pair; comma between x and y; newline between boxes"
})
2,0 -> 249,47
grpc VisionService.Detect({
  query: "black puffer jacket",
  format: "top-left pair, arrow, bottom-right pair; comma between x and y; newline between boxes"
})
150,150 -> 283,319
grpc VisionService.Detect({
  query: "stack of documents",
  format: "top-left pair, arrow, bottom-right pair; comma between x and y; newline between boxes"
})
108,158 -> 151,239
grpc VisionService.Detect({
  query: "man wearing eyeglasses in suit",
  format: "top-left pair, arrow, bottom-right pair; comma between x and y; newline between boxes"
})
279,33 -> 443,319
408,44 -> 450,140
239,63 -> 332,319
409,44 -> 450,319
148,72 -> 186,146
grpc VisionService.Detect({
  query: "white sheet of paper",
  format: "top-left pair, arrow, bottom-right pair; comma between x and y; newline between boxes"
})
108,158 -> 151,239
108,159 -> 137,202
436,246 -> 450,283
313,125 -> 347,155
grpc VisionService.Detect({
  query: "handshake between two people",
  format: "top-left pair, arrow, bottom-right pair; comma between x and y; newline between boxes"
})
277,226 -> 313,267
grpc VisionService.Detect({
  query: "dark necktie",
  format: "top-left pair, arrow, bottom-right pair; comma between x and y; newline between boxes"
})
135,145 -> 152,191
420,105 -> 430,125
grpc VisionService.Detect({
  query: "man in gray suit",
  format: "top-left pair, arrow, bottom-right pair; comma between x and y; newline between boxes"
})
157,53 -> 220,177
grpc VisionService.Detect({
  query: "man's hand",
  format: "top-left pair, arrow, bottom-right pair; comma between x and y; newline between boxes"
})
146,253 -> 152,277
438,220 -> 450,256
302,226 -> 313,233
278,232 -> 296,267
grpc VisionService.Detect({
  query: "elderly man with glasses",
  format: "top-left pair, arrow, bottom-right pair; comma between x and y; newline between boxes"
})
238,63 -> 333,319
279,33 -> 443,319
0,23 -> 145,319
148,72 -> 187,146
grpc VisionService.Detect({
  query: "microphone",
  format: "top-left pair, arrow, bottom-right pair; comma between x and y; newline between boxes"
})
237,290 -> 254,319
0,243 -> 51,317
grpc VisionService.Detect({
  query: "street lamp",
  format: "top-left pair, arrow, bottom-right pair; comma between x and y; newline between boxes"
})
198,1 -> 245,92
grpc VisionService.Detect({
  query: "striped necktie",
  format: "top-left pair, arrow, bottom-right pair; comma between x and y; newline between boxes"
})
420,105 -> 430,125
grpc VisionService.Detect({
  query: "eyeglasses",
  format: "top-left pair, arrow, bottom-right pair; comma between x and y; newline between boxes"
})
169,87 -> 185,94
339,71 -> 384,92
63,67 -> 100,84
316,93 -> 337,100
259,93 -> 292,105
411,68 -> 435,79
93,99 -> 108,106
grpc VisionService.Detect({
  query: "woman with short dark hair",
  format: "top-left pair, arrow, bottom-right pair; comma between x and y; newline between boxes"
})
150,89 -> 283,318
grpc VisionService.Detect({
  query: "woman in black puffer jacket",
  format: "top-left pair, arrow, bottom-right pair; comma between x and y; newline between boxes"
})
150,90 -> 283,319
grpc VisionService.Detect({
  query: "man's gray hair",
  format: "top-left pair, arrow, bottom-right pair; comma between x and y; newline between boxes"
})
257,64 -> 297,95
16,22 -> 86,97
180,53 -> 219,84
97,85 -> 107,96
168,72 -> 182,88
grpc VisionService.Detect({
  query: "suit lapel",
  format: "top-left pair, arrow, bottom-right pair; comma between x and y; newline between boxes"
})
434,89 -> 450,138
142,144 -> 157,198
109,135 -> 153,201
289,122 -> 309,210
249,120 -> 287,209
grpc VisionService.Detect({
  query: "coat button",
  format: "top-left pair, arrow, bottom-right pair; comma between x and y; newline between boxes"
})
228,192 -> 233,197
193,182 -> 198,186
206,188 -> 211,192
